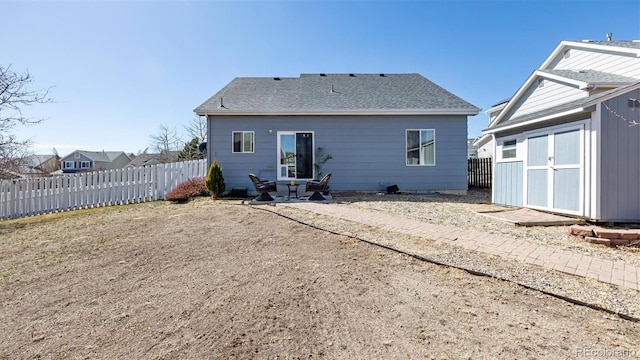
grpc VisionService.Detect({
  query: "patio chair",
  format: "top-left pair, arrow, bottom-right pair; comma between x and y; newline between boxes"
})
305,173 -> 332,201
248,173 -> 278,201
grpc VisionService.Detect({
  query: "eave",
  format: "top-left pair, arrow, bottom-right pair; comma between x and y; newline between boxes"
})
194,108 -> 480,116
483,107 -> 586,135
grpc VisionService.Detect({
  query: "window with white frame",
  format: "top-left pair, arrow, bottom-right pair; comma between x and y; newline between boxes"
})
232,131 -> 254,153
406,129 -> 435,166
80,161 -> 91,168
64,161 -> 75,169
502,139 -> 517,159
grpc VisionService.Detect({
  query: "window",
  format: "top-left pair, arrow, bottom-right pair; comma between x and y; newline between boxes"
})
502,139 -> 517,159
232,131 -> 254,153
80,161 -> 91,169
64,161 -> 75,169
406,129 -> 435,166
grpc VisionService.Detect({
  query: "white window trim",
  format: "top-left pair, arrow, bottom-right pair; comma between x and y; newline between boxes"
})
405,129 -> 436,166
64,161 -> 75,168
80,161 -> 91,169
231,131 -> 255,153
496,137 -> 522,163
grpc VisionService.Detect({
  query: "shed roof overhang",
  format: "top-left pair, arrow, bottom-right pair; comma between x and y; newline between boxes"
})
483,107 -> 589,135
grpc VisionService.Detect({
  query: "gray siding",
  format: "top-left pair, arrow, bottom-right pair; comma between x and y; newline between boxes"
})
599,88 -> 640,221
550,47 -> 640,79
510,79 -> 584,120
207,115 -> 469,192
494,161 -> 523,206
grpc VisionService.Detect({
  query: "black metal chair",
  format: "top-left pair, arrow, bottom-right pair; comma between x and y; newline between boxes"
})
305,173 -> 332,201
248,173 -> 277,201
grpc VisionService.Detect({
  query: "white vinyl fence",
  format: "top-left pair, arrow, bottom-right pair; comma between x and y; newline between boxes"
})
0,159 -> 207,220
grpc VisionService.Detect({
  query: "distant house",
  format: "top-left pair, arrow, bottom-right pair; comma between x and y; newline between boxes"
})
20,154 -> 60,177
125,153 -> 163,168
125,151 -> 180,168
482,38 -> 640,222
467,138 -> 479,159
194,73 -> 479,194
60,150 -> 131,173
473,98 -> 509,158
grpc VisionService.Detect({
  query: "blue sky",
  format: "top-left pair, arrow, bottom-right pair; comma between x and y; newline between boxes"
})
1,0 -> 639,156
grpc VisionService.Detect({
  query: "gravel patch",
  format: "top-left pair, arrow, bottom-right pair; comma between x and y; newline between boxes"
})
259,190 -> 640,320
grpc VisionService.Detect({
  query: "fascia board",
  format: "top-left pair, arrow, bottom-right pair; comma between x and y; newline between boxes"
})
540,41 -> 571,69
582,82 -> 635,90
195,109 -> 480,116
568,41 -> 640,57
582,82 -> 640,107
473,134 -> 491,147
484,107 -> 586,134
536,70 -> 587,88
489,71 -> 539,126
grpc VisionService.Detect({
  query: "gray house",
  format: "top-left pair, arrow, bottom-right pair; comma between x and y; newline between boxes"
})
483,39 -> 640,222
60,150 -> 131,173
194,73 -> 479,194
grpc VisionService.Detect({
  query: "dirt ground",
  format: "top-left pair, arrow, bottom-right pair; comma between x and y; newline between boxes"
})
1,199 -> 639,359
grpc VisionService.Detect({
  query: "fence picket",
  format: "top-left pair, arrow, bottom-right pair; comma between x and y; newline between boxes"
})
467,158 -> 492,188
0,159 -> 206,220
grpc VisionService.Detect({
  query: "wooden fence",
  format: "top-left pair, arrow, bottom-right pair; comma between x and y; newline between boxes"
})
0,159 -> 207,220
468,158 -> 492,188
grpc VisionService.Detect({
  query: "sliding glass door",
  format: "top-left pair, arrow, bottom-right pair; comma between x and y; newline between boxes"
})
277,132 -> 314,180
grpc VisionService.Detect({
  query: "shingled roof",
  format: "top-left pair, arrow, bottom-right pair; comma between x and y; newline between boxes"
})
194,73 -> 479,115
538,69 -> 638,85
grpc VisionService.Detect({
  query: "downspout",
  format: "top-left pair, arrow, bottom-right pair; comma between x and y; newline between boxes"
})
204,112 -> 209,167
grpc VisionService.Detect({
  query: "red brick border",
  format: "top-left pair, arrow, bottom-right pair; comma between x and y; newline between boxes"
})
569,225 -> 640,248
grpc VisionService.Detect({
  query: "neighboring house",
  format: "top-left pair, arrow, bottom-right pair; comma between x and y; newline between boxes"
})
482,38 -> 640,222
124,152 -> 176,168
194,73 -> 479,194
0,169 -> 24,184
60,150 -> 132,173
473,98 -> 509,158
20,154 -> 60,177
467,138 -> 479,159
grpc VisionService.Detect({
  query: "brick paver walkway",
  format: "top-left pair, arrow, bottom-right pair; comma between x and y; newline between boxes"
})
283,202 -> 640,291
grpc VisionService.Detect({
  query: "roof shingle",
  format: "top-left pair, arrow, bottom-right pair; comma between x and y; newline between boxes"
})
194,73 -> 479,115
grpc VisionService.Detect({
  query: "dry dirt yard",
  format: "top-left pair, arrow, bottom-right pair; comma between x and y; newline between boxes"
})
1,199 -> 639,359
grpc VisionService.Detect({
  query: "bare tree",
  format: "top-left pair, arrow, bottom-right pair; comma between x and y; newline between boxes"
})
185,115 -> 207,143
0,64 -> 53,175
149,124 -> 182,163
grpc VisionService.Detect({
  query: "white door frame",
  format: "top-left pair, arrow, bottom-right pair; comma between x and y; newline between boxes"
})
522,121 -> 586,216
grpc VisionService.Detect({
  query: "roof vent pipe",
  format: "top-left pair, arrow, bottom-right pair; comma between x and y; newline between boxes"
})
606,32 -> 612,41
218,97 -> 226,109
331,84 -> 335,93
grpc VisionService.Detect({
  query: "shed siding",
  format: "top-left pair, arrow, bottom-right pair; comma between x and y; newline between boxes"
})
510,79 -> 585,119
207,115 -> 468,192
599,89 -> 640,221
548,47 -> 640,79
494,161 -> 523,206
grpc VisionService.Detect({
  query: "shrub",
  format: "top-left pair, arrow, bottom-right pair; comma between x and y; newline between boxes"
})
165,177 -> 209,203
205,160 -> 225,199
